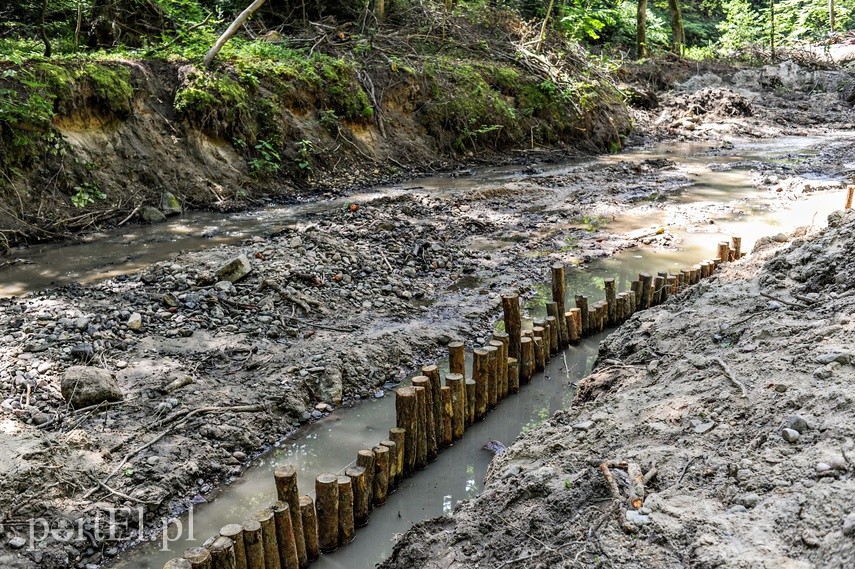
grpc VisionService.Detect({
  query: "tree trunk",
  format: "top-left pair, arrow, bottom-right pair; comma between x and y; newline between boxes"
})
203,0 -> 267,68
636,0 -> 648,59
770,0 -> 776,62
40,0 -> 52,57
536,0 -> 556,53
667,0 -> 684,55
829,0 -> 835,32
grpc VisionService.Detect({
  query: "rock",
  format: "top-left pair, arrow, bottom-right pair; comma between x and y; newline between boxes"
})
161,192 -> 182,216
625,510 -> 650,526
141,207 -> 167,223
127,312 -> 142,332
70,343 -> 95,363
61,366 -> 123,409
735,493 -> 760,508
216,255 -> 252,283
814,350 -> 852,365
843,512 -> 855,536
784,415 -> 809,434
572,420 -> 594,431
8,536 -> 26,549
782,428 -> 801,443
694,421 -> 716,434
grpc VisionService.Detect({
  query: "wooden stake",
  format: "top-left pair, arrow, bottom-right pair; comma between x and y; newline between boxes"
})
519,337 -> 534,384
465,379 -> 476,424
492,332 -> 509,399
653,275 -> 665,306
421,364 -> 443,454
551,263 -> 569,346
507,358 -> 519,393
210,536 -> 236,569
487,342 -> 502,407
846,186 -> 854,209
273,466 -> 307,569
604,278 -> 617,326
472,348 -> 488,419
445,373 -> 465,439
372,445 -> 390,506
272,502 -> 299,569
448,342 -> 465,376
502,293 -> 522,360
241,520 -> 263,569
717,241 -> 730,264
395,387 -> 417,476
440,386 -> 452,446
567,308 -> 581,343
253,508 -> 281,569
164,560 -> 192,569
345,466 -> 369,528
388,428 -> 405,484
575,295 -> 589,336
315,474 -> 338,553
219,525 -> 246,569
639,273 -> 653,308
412,385 -> 428,469
184,547 -> 212,569
379,440 -> 398,491
545,315 -> 559,355
337,476 -> 355,545
411,376 -> 437,462
355,450 -> 375,508
731,236 -> 742,260
298,496 -> 319,562
531,328 -> 545,371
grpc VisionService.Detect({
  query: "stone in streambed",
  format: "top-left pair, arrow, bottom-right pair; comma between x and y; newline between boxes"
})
141,207 -> 166,223
61,366 -> 123,408
782,428 -> 801,443
216,255 -> 252,283
161,192 -> 182,216
784,415 -> 809,434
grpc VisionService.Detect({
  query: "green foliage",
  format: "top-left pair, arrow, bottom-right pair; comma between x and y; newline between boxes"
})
248,140 -> 280,176
717,0 -> 765,49
559,0 -> 618,42
71,182 -> 106,208
294,139 -> 314,176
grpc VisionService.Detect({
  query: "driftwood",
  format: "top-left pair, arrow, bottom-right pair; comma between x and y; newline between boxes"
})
710,356 -> 748,398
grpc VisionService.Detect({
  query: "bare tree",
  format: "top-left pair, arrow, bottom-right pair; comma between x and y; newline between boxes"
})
668,0 -> 684,55
203,0 -> 267,68
636,0 -> 648,58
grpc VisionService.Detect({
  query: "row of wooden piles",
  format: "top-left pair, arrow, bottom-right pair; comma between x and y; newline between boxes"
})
162,237 -> 741,569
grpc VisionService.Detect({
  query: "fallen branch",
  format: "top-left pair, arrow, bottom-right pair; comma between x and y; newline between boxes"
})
759,291 -> 807,308
710,356 -> 748,398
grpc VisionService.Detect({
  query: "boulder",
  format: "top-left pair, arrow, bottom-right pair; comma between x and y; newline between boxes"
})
61,366 -> 123,408
141,207 -> 166,223
216,255 -> 253,283
161,192 -> 182,216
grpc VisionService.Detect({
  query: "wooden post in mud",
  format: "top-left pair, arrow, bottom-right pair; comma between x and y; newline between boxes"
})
531,326 -> 546,371
846,186 -> 854,209
731,236 -> 742,260
465,379 -> 476,424
544,313 -> 559,355
372,445 -> 390,506
345,466 -> 369,528
639,273 -> 653,308
241,520 -> 263,569
379,440 -> 398,492
164,560 -> 192,569
412,385 -> 428,469
666,275 -> 676,298
567,309 -> 581,343
502,293 -> 522,361
519,337 -> 534,384
507,358 -> 519,393
718,242 -> 730,264
298,496 -> 319,562
411,376 -> 437,462
388,428 -> 405,487
551,263 -> 569,346
446,373 -> 465,439
337,476 -> 355,545
448,342 -> 465,376
440,386 -> 452,446
315,474 -> 339,553
484,345 -> 499,410
587,307 -> 598,334
253,508 -> 281,569
395,387 -> 417,476
209,536 -> 236,569
492,332 -> 510,399
575,295 -> 590,336
488,340 -> 504,404
183,547 -> 212,569
272,502 -> 300,569
421,364 -> 443,452
273,466 -> 307,568
355,450 -> 375,507
604,278 -> 617,326
653,275 -> 665,305
472,348 -> 488,419
218,525 -> 246,569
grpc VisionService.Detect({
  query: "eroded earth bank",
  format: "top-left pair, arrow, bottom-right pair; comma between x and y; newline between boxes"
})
0,59 -> 853,568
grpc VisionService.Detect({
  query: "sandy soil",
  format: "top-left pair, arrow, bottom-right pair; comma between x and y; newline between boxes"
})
0,59 -> 852,568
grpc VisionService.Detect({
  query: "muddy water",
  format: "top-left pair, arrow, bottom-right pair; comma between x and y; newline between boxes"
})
3,134 -> 849,298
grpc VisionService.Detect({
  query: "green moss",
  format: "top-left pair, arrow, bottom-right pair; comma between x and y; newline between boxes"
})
174,70 -> 251,138
81,64 -> 133,115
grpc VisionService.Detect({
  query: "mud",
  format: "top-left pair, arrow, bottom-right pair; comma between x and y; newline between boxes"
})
0,59 -> 852,568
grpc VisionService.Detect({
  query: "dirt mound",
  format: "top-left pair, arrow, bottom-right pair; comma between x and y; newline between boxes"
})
380,208 -> 855,569
679,87 -> 754,118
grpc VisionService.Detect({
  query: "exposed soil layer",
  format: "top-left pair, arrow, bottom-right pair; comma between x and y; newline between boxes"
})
0,58 -> 851,568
